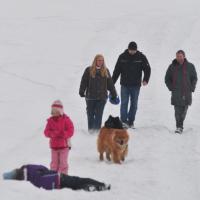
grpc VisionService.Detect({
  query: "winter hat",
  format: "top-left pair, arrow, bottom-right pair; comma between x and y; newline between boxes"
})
51,100 -> 64,115
128,41 -> 137,50
3,169 -> 17,180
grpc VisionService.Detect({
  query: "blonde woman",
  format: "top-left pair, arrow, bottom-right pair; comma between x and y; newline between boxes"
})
79,54 -> 117,133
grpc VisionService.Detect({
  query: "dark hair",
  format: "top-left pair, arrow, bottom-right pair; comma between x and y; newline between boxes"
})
176,50 -> 185,57
15,168 -> 25,180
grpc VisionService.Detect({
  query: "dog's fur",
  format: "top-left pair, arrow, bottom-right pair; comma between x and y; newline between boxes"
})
97,127 -> 129,164
104,115 -> 123,129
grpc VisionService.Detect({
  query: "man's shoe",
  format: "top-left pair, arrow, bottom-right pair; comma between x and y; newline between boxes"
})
122,122 -> 129,129
175,127 -> 183,134
129,123 -> 135,129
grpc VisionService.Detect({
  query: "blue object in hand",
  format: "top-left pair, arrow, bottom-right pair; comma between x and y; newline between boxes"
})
108,94 -> 120,105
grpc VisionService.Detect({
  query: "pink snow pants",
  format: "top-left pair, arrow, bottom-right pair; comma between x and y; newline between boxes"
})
50,148 -> 69,174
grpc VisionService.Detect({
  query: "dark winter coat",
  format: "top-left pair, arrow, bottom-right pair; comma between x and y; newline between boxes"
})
165,59 -> 197,106
112,50 -> 151,86
79,67 -> 117,100
21,165 -> 60,190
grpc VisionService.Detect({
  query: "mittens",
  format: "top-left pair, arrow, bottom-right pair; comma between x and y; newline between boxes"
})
67,138 -> 72,150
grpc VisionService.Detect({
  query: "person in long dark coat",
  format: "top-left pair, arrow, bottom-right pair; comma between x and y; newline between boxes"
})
165,50 -> 198,133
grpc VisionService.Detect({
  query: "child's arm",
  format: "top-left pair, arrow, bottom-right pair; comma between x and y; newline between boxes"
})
63,117 -> 74,139
44,120 -> 59,138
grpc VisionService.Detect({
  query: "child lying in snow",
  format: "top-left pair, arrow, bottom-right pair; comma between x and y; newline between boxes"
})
3,164 -> 111,192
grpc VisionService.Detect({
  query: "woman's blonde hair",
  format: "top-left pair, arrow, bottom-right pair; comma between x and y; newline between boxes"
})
90,54 -> 108,78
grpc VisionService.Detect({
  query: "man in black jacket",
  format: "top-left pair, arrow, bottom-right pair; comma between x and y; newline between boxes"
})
112,42 -> 151,128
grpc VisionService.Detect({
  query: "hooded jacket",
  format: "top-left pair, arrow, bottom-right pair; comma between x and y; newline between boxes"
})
44,114 -> 74,149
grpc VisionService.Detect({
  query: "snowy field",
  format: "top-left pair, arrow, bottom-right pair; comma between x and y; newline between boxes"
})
0,0 -> 200,199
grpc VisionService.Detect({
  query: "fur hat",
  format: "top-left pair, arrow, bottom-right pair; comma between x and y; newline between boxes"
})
51,100 -> 64,115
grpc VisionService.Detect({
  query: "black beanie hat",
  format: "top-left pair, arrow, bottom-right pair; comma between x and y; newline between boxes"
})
128,41 -> 137,50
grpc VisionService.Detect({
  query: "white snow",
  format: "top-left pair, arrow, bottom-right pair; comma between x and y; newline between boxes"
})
0,0 -> 200,199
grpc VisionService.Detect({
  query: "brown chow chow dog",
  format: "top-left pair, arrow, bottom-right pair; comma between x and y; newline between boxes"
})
97,127 -> 129,164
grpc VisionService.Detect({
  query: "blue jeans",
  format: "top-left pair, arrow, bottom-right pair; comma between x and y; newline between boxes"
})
120,85 -> 140,125
86,99 -> 106,131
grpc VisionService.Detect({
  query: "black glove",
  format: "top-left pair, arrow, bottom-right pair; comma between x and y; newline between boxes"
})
79,92 -> 85,97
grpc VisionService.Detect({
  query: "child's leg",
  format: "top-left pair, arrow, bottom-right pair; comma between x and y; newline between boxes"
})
50,149 -> 59,172
60,174 -> 110,191
58,148 -> 69,174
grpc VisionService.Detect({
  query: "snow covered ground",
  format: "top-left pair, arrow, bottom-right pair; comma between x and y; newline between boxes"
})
0,0 -> 200,199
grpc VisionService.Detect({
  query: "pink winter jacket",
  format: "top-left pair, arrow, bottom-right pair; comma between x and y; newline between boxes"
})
44,114 -> 74,149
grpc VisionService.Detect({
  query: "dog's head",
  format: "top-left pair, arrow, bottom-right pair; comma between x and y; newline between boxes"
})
104,115 -> 115,128
104,115 -> 123,129
113,131 -> 129,149
113,117 -> 123,129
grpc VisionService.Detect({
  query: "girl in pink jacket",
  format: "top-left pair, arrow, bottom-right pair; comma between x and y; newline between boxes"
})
44,100 -> 74,174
